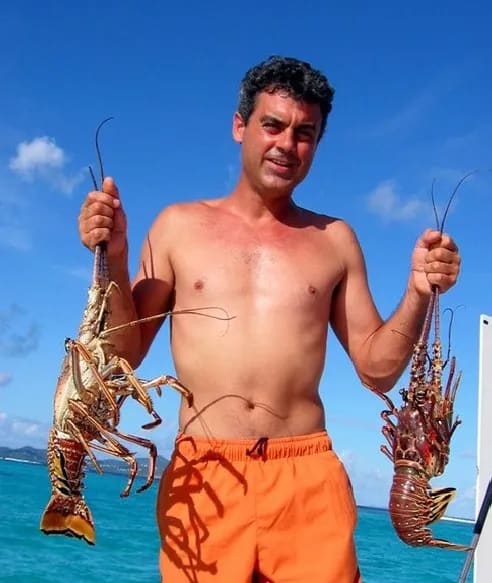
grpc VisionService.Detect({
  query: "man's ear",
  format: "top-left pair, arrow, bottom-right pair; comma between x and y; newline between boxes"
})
232,112 -> 246,144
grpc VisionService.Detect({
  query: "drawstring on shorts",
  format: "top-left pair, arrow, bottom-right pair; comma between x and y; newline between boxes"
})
246,437 -> 268,458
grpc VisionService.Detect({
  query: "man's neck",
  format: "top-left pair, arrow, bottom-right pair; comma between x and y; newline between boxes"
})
225,177 -> 298,223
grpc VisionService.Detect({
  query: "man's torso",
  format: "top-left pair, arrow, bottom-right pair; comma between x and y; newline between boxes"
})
155,200 -> 348,438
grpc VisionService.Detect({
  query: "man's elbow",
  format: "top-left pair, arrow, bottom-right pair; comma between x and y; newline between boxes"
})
358,370 -> 400,394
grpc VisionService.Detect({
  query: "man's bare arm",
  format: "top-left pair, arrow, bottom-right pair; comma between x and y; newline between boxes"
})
79,178 -> 177,368
350,287 -> 429,393
330,224 -> 460,393
129,206 -> 179,364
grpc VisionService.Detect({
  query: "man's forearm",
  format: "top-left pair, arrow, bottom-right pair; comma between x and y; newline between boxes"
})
103,252 -> 143,367
360,286 -> 430,393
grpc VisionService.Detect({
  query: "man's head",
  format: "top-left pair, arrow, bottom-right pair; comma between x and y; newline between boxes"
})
237,56 -> 335,142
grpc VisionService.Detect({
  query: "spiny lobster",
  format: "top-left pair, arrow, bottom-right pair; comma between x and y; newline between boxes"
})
371,175 -> 473,550
40,118 -> 199,545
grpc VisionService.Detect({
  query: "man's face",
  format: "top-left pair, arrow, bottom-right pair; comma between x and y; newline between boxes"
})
233,90 -> 322,198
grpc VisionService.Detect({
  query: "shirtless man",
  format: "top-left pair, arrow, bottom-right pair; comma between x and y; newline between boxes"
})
79,57 -> 460,582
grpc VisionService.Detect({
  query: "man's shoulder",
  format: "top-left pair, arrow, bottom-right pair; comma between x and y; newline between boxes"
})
303,210 -> 362,260
325,217 -> 360,248
153,198 -> 223,225
297,206 -> 355,237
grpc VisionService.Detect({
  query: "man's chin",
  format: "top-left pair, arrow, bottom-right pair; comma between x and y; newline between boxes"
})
262,174 -> 300,194
260,183 -> 297,200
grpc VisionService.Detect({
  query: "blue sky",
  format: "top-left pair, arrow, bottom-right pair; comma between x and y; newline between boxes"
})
0,1 -> 490,519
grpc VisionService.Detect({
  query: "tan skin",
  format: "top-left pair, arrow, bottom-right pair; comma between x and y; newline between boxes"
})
79,91 -> 461,439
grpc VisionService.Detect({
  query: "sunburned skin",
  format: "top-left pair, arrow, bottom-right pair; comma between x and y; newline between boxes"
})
79,90 -> 461,445
134,200 -> 344,439
77,62 -> 462,583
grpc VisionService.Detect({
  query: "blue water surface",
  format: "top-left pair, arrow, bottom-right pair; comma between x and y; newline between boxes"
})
0,460 -> 473,582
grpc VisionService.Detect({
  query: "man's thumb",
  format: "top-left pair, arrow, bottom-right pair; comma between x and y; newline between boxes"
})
421,228 -> 442,249
102,176 -> 120,199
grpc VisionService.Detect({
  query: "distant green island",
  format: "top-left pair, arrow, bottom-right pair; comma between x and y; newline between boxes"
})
0,445 -> 169,477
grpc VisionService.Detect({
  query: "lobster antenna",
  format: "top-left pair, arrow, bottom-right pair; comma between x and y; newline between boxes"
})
89,166 -> 98,190
87,117 -> 114,284
431,178 -> 439,231
438,171 -> 476,235
88,117 -> 114,190
442,305 -> 464,368
442,307 -> 454,368
100,306 -> 236,338
390,328 -> 413,341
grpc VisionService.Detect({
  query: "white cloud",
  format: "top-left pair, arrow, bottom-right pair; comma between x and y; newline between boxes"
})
0,411 -> 49,448
9,136 -> 65,173
365,170 -> 475,227
339,449 -> 392,509
9,136 -> 85,195
367,180 -> 429,222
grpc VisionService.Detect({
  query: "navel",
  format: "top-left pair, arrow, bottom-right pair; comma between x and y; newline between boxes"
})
308,285 -> 317,295
194,279 -> 204,291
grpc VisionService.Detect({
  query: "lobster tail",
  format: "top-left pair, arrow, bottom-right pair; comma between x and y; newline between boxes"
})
40,493 -> 95,545
40,430 -> 95,545
389,465 -> 470,551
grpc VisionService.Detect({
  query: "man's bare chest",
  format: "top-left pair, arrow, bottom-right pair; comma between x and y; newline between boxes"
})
171,225 -> 344,306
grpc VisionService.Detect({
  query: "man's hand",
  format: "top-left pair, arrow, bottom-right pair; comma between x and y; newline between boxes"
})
78,177 -> 128,258
410,228 -> 461,296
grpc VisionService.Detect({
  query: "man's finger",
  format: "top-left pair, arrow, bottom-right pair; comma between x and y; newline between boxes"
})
440,233 -> 459,253
102,176 -> 119,197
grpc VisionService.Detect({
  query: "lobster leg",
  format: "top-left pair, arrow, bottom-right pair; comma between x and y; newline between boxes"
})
107,426 -> 159,494
141,373 -> 194,407
381,445 -> 394,463
66,415 -> 104,473
69,340 -> 121,425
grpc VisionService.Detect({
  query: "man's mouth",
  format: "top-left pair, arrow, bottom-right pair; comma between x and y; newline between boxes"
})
266,158 -> 297,168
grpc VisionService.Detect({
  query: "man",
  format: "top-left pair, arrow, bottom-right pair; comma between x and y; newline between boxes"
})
79,56 -> 460,582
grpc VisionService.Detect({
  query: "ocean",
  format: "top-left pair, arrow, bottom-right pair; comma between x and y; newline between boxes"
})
0,459 -> 474,583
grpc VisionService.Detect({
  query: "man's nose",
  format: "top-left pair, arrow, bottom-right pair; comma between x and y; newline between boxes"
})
276,130 -> 295,152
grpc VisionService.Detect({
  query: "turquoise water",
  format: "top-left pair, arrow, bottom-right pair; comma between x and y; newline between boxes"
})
0,460 -> 473,582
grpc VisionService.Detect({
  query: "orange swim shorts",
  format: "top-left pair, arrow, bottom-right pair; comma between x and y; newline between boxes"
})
156,431 -> 362,582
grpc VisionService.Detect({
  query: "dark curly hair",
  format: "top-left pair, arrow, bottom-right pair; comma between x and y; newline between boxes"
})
238,56 -> 335,141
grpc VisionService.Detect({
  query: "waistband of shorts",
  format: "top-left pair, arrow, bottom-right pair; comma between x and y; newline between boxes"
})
173,430 -> 332,461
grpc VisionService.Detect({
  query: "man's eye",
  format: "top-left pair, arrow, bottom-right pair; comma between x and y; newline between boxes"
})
297,129 -> 315,141
300,135 -> 314,143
